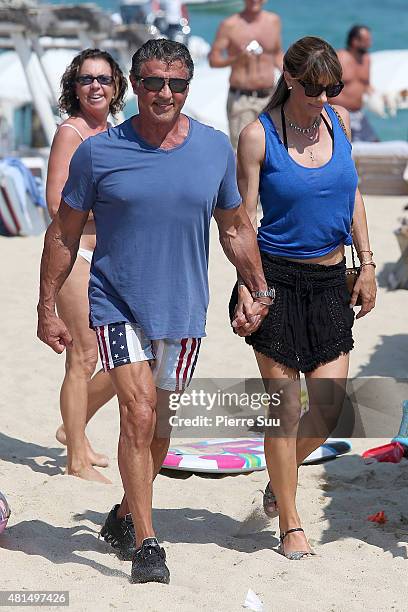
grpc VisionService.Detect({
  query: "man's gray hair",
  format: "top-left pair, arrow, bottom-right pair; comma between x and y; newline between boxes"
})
131,39 -> 194,79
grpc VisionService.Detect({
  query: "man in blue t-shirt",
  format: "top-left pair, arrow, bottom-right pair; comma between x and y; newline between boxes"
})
37,39 -> 272,585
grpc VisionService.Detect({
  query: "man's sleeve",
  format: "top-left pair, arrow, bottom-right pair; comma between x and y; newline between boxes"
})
61,138 -> 96,211
216,137 -> 242,210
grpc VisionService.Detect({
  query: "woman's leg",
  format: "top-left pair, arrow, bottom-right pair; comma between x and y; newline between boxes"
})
55,367 -> 115,466
260,352 -> 350,552
56,255 -> 112,482
86,370 -> 116,423
255,351 -> 313,556
297,353 -> 350,465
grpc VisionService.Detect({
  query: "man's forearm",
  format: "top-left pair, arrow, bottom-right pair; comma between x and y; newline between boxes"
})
38,221 -> 79,313
209,52 -> 239,69
220,222 -> 267,292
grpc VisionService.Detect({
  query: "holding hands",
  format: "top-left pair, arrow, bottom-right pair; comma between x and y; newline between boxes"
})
232,284 -> 271,336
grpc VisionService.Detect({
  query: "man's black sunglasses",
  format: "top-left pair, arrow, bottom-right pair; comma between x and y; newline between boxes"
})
136,76 -> 190,93
298,80 -> 344,98
76,74 -> 114,86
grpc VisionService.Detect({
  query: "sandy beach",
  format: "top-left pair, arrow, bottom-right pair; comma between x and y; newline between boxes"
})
0,193 -> 407,611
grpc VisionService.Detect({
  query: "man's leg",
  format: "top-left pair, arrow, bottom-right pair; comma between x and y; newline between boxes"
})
118,336 -> 201,516
227,92 -> 268,150
108,361 -> 157,546
99,389 -> 172,562
359,113 -> 379,142
117,388 -> 175,517
107,360 -> 170,584
227,91 -> 255,151
254,95 -> 270,118
98,334 -> 201,582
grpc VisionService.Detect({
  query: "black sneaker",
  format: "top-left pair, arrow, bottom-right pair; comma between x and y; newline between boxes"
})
131,537 -> 170,584
100,504 -> 136,561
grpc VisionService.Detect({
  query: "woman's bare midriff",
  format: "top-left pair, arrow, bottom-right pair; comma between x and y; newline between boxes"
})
283,244 -> 345,266
79,218 -> 96,251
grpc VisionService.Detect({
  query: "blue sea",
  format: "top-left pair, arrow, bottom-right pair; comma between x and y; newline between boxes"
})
42,0 -> 408,140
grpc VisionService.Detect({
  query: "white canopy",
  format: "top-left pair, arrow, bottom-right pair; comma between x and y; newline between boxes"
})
0,48 -> 76,106
371,50 -> 408,96
184,63 -> 230,134
185,51 -> 408,132
1,47 -> 407,137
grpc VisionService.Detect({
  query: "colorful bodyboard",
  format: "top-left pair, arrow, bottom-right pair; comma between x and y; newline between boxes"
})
163,438 -> 352,473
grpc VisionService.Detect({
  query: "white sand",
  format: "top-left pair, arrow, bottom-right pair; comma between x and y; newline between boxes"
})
0,195 -> 407,611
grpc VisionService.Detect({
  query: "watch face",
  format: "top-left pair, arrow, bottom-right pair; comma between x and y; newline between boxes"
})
252,287 -> 275,298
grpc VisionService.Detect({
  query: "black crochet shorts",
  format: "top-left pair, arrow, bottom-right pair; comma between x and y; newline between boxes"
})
229,252 -> 355,373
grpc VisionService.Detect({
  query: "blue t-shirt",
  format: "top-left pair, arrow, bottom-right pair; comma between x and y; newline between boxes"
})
62,116 -> 241,339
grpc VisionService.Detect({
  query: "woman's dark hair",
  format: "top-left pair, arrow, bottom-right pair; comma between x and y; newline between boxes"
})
59,48 -> 128,116
264,36 -> 342,113
346,25 -> 370,48
131,38 -> 194,80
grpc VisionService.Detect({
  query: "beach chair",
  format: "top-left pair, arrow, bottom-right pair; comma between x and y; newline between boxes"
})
0,176 -> 19,235
0,162 -> 49,237
352,141 -> 408,196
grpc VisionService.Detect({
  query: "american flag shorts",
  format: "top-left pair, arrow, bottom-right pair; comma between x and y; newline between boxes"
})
95,322 -> 201,392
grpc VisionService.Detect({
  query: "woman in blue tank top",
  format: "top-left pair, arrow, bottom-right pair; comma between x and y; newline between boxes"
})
230,37 -> 377,560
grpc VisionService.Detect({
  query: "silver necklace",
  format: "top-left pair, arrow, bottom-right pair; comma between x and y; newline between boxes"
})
288,116 -> 320,161
287,116 -> 321,141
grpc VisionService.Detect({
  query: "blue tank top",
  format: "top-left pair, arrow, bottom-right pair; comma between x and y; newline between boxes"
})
257,104 -> 358,259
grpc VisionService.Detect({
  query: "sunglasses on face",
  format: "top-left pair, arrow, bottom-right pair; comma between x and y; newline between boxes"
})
135,76 -> 190,93
298,80 -> 344,98
76,74 -> 114,86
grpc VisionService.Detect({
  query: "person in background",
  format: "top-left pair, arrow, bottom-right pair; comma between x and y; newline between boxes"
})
45,49 -> 127,483
332,25 -> 378,142
160,0 -> 185,40
209,0 -> 283,150
232,36 -> 376,560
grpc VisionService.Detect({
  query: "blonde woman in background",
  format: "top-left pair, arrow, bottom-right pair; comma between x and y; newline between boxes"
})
45,49 -> 127,482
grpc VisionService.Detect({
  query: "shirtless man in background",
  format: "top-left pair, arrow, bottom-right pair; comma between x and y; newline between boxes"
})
333,25 -> 378,142
209,0 -> 283,149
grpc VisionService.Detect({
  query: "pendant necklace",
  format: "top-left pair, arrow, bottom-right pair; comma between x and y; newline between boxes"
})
287,116 -> 320,162
287,115 -> 321,141
281,106 -> 321,164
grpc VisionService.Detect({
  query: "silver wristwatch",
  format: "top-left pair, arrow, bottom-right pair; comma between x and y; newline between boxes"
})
251,288 -> 275,299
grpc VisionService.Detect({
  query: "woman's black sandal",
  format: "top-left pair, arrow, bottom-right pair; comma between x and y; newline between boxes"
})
279,527 -> 316,560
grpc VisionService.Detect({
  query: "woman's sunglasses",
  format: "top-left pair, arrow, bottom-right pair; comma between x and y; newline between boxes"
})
76,74 -> 114,86
136,76 -> 190,93
298,80 -> 344,98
